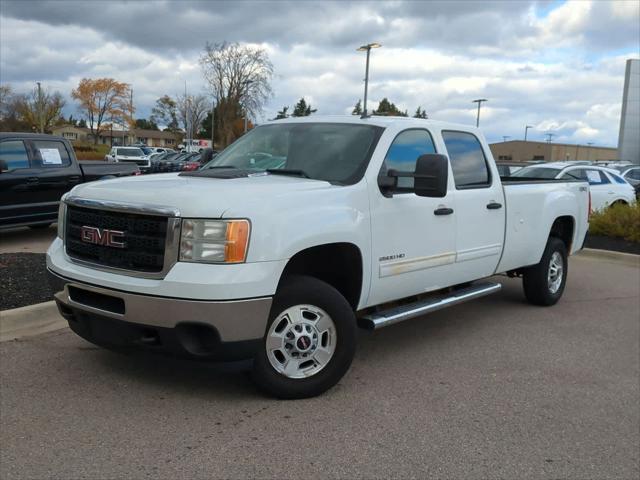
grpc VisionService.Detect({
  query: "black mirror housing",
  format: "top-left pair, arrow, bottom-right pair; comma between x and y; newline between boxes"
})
414,154 -> 448,198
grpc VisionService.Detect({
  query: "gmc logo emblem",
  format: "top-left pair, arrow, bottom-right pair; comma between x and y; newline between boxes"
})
80,226 -> 126,248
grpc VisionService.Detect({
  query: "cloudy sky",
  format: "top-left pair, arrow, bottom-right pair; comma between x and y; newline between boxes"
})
1,0 -> 639,146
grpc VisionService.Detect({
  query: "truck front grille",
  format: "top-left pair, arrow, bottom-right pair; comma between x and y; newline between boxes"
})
65,206 -> 168,273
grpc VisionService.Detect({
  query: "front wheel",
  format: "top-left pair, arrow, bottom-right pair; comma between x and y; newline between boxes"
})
252,275 -> 356,399
522,236 -> 568,306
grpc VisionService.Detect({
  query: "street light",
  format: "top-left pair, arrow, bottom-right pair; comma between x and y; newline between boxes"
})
241,80 -> 254,133
357,42 -> 382,118
472,98 -> 487,127
524,125 -> 533,141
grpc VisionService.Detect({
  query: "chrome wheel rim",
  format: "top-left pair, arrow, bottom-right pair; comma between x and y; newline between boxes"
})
266,304 -> 337,379
547,251 -> 564,294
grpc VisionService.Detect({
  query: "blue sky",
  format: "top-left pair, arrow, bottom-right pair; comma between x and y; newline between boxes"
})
1,0 -> 639,146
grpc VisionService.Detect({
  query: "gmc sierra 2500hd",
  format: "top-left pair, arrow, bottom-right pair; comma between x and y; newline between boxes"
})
47,116 -> 589,398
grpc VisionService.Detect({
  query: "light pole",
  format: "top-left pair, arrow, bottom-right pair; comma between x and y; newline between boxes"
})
357,43 -> 382,117
472,98 -> 487,127
524,125 -> 533,141
210,97 -> 215,147
36,81 -> 44,133
241,80 -> 254,133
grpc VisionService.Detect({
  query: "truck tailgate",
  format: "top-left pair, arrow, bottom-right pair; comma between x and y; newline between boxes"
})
79,161 -> 139,181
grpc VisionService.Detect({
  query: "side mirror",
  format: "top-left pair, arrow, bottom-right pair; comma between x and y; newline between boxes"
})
413,154 -> 449,198
0,159 -> 7,173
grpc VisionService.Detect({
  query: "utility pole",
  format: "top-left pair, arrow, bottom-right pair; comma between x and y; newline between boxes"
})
210,98 -> 215,148
357,43 -> 382,118
524,125 -> 533,141
36,81 -> 44,133
502,136 -> 510,142
545,133 -> 555,143
472,98 -> 488,127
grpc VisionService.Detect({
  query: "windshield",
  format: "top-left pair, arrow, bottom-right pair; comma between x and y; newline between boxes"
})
117,148 -> 144,157
512,166 -> 561,179
203,122 -> 383,184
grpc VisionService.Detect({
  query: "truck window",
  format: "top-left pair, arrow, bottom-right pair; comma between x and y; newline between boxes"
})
442,131 -> 491,189
31,140 -> 71,168
0,140 -> 30,171
382,129 -> 436,190
585,170 -> 610,185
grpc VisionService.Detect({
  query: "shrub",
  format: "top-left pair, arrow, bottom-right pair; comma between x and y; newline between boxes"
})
73,142 -> 109,160
589,202 -> 640,243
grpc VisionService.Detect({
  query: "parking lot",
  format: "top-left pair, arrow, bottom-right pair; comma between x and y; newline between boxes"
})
1,250 -> 638,479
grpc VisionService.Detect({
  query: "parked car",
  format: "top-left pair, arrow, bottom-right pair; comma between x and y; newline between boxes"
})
496,162 -> 527,177
513,162 -> 636,210
607,165 -> 640,199
0,133 -> 139,229
105,147 -> 151,173
47,116 -> 589,398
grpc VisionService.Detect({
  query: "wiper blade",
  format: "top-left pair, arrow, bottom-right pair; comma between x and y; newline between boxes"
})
266,168 -> 310,179
207,165 -> 237,169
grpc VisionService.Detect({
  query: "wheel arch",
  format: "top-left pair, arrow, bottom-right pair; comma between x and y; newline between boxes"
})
278,242 -> 364,311
549,215 -> 575,251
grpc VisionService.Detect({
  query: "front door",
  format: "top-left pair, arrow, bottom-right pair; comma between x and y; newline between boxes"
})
0,139 -> 38,227
441,130 -> 505,281
368,128 -> 457,307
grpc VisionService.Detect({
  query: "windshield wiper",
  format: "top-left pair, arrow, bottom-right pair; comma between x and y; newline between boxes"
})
266,168 -> 310,179
207,165 -> 237,169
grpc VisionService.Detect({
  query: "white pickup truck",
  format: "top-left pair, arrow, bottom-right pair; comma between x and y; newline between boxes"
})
47,116 -> 589,398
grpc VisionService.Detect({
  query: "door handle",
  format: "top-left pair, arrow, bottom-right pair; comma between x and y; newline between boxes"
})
486,202 -> 502,209
26,177 -> 39,184
608,191 -> 615,194
68,175 -> 81,183
434,207 -> 454,216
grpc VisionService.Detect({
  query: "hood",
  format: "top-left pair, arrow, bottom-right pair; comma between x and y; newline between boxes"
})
67,173 -> 335,218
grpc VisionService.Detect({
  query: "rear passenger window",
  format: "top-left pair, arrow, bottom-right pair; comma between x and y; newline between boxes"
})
442,131 -> 490,188
382,129 -> 436,191
31,140 -> 71,168
610,173 -> 627,184
0,140 -> 30,171
585,170 -> 610,185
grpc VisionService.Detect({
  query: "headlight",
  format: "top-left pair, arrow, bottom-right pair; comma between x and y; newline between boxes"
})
180,219 -> 250,263
57,201 -> 66,239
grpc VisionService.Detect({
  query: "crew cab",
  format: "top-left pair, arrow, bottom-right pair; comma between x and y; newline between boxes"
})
0,133 -> 139,229
105,146 -> 151,173
47,116 -> 589,398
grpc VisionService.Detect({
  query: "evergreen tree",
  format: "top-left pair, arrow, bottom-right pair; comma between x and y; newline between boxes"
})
352,100 -> 362,116
274,106 -> 289,120
413,106 -> 428,119
78,118 -> 87,128
292,98 -> 317,117
372,98 -> 407,117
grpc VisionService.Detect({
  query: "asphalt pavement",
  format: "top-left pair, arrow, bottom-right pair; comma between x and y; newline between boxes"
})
0,225 -> 57,254
1,252 -> 638,479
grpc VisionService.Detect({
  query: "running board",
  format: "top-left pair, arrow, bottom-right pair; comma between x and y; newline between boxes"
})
359,282 -> 502,330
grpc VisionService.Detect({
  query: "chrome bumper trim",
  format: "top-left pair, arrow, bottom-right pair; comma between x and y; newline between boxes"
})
50,270 -> 272,342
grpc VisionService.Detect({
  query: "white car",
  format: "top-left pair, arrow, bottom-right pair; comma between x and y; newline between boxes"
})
105,147 -> 151,172
48,116 -> 589,398
513,162 -> 636,211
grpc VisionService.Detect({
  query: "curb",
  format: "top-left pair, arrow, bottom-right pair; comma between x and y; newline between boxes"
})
0,301 -> 67,342
577,248 -> 640,264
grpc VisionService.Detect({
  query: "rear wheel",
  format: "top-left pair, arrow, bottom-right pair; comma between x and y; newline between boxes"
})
522,236 -> 568,306
252,275 -> 356,399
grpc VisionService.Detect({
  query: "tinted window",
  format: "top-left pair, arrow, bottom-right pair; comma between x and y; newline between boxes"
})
560,169 -> 586,180
442,131 -> 490,188
626,168 -> 640,180
609,172 -> 627,184
584,169 -> 610,185
515,166 -> 563,179
117,148 -> 144,157
382,129 -> 436,190
0,140 -> 30,171
31,140 -> 71,167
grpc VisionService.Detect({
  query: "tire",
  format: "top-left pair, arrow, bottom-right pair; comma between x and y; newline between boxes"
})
28,223 -> 52,230
522,236 -> 568,306
252,275 -> 357,399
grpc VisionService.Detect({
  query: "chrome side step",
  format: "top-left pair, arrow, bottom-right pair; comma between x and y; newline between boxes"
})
359,282 -> 502,330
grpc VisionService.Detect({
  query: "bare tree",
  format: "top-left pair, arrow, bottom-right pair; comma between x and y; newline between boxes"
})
199,42 -> 273,146
0,84 -> 13,119
14,85 -> 66,133
177,93 -> 210,140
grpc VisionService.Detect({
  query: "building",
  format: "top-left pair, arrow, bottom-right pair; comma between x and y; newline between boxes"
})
617,59 -> 639,164
489,140 -> 618,163
50,125 -> 182,148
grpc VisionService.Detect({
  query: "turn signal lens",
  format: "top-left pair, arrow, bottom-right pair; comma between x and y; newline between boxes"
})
179,219 -> 250,263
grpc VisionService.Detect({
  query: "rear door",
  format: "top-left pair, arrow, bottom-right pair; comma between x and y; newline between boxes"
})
0,139 -> 37,227
25,139 -> 82,217
441,130 -> 505,281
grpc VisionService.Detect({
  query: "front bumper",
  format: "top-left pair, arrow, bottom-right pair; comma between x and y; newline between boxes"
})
48,269 -> 271,361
